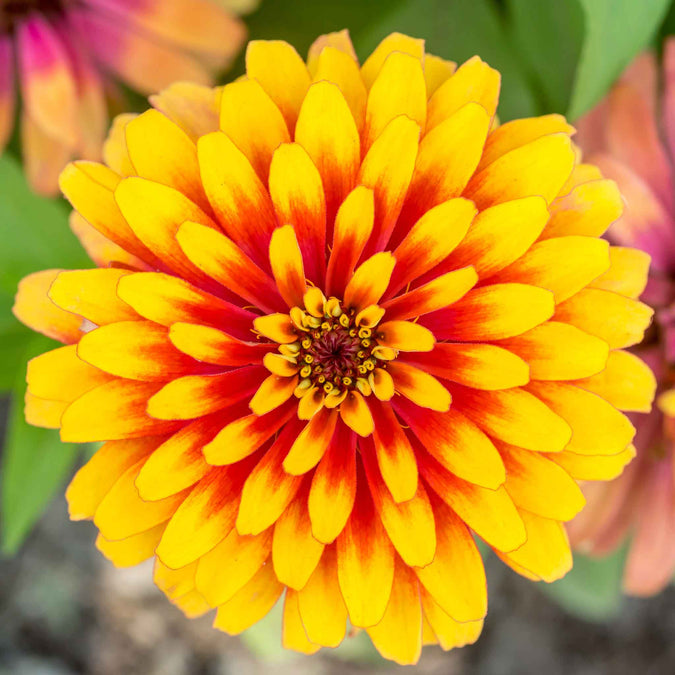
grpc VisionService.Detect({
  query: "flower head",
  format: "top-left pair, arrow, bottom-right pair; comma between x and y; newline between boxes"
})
14,31 -> 655,663
570,45 -> 675,596
0,0 -> 249,194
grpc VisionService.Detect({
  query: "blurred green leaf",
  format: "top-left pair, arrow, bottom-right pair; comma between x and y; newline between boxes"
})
1,334 -> 80,555
0,154 -> 89,393
355,0 -> 538,121
539,548 -> 627,622
506,0 -> 584,114
0,154 -> 88,294
568,0 -> 671,119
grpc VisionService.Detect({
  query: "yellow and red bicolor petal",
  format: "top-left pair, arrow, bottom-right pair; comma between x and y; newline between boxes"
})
236,419 -> 306,536
295,81 -> 360,222
197,130 -> 279,266
362,437 -> 434,567
387,361 -> 451,412
427,56 -> 500,130
124,109 -> 209,211
147,367 -> 265,420
499,321 -> 609,381
272,487 -> 324,591
283,407 -> 338,475
308,422 -> 357,543
446,197 -> 550,280
268,225 -> 307,308
203,402 -> 295,465
60,380 -> 183,442
326,186 -> 374,297
220,79 -> 290,182
268,143 -> 326,285
337,472 -> 395,628
403,342 -> 529,391
368,399 -> 418,503
358,115 -> 420,254
135,417 -> 218,501
156,461 -> 252,569
424,283 -> 555,341
396,398 -> 505,490
420,451 -> 526,553
176,220 -> 284,313
48,268 -> 140,326
497,441 -> 585,521
169,323 -> 272,366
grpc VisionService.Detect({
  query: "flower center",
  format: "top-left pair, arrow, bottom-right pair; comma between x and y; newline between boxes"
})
0,0 -> 67,33
297,309 -> 378,395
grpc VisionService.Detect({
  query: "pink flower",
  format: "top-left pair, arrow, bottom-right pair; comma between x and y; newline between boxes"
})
0,0 -> 250,195
569,46 -> 675,596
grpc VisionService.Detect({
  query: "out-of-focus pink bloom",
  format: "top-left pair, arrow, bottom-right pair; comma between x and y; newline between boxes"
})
0,0 -> 252,195
570,45 -> 675,597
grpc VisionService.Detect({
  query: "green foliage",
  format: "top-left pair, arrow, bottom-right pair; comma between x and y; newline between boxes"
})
539,548 -> 628,622
1,334 -> 81,555
0,154 -> 89,393
506,0 -> 585,114
568,0 -> 672,119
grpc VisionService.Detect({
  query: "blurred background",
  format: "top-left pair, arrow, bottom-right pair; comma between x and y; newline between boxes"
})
3,0 -> 675,672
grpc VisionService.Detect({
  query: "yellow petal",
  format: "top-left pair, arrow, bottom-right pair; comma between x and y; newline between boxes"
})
269,225 -> 307,308
124,108 -> 209,211
528,381 -> 635,456
360,32 -> 424,88
495,236 -> 610,303
339,390 -> 375,436
246,40 -> 311,131
414,497 -> 487,622
282,590 -> 321,654
574,350 -> 656,413
554,288 -> 653,349
272,492 -> 325,590
96,523 -> 166,568
366,560 -> 422,666
195,527 -> 272,606
376,320 -> 434,352
589,246 -> 650,298
498,441 -> 585,520
427,56 -> 500,130
465,134 -> 575,209
343,252 -> 396,312
213,561 -> 284,635
388,362 -> 451,412
446,196 -> 549,280
499,321 -> 609,381
219,79 -> 290,181
364,51 -> 426,150
297,546 -> 348,648
249,374 -> 298,416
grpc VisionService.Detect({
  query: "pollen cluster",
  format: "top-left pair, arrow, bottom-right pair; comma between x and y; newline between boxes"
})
273,292 -> 397,408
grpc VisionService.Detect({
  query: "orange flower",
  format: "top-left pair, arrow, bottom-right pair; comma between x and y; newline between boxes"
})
0,0 -> 249,195
14,32 -> 655,664
570,45 -> 675,596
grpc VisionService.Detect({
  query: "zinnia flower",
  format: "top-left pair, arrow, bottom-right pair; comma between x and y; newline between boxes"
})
0,0 -> 249,195
569,45 -> 675,597
13,31 -> 655,664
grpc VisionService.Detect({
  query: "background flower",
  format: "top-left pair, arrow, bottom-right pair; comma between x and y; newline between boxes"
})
0,0 -> 251,195
570,44 -> 675,597
12,31 -> 654,664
